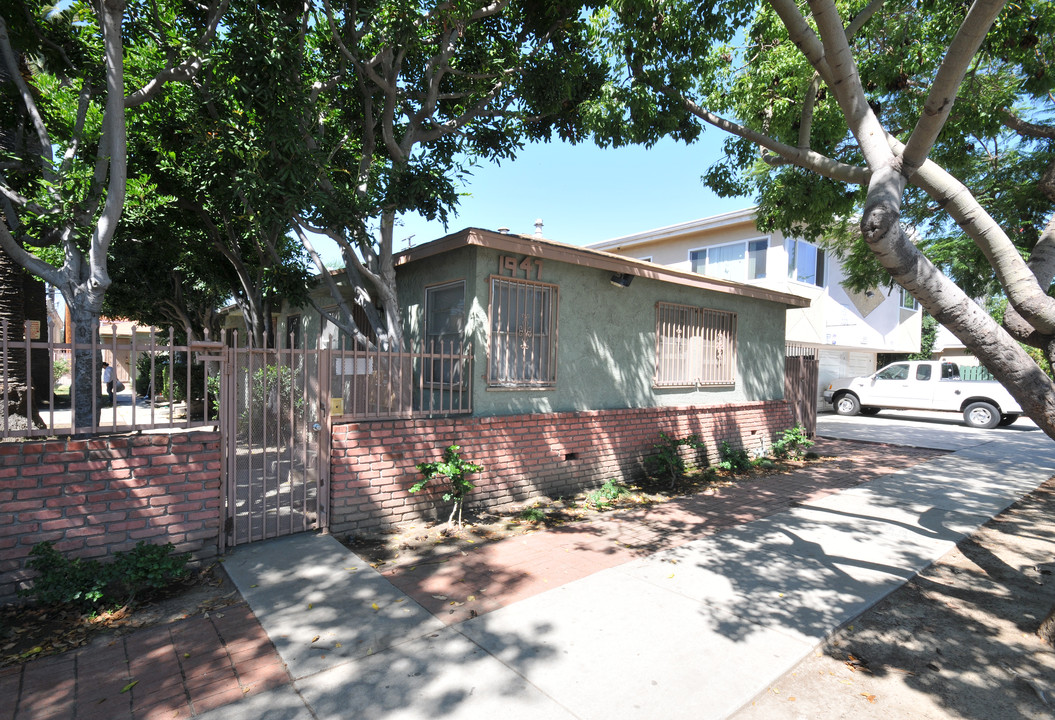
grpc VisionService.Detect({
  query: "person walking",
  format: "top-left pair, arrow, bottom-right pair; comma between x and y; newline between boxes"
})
102,362 -> 115,406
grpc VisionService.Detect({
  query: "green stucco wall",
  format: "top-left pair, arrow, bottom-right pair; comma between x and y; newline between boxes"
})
396,245 -> 788,417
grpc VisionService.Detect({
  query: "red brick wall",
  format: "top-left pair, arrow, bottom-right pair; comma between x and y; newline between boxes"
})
330,401 -> 794,537
0,431 -> 223,602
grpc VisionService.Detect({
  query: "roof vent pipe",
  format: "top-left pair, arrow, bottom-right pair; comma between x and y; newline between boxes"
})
534,218 -> 544,237
497,227 -> 510,234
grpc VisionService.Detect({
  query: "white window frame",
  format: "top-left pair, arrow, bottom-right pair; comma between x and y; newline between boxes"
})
487,276 -> 559,388
689,237 -> 769,282
785,238 -> 827,287
654,302 -> 737,387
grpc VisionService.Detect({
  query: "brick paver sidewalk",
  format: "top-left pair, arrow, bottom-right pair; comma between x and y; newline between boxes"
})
2,603 -> 289,720
382,438 -> 946,624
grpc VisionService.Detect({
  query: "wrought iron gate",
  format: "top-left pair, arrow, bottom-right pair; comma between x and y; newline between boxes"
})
222,346 -> 330,547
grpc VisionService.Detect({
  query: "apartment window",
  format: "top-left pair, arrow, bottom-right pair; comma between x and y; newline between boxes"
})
900,287 -> 919,310
286,315 -> 302,349
655,302 -> 737,387
488,276 -> 558,387
424,281 -> 465,385
690,239 -> 768,281
785,238 -> 826,286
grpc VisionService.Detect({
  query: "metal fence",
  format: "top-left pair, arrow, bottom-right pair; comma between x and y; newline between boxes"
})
0,319 -> 474,439
785,343 -> 820,358
329,339 -> 473,419
0,319 -> 222,439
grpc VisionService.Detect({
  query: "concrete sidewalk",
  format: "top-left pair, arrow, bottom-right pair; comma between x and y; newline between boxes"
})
211,424 -> 1055,720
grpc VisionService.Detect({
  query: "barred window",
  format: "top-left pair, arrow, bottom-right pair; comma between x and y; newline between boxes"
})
655,302 -> 737,386
488,276 -> 558,387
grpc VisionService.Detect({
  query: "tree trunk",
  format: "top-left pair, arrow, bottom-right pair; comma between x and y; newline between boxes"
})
0,246 -> 41,429
1039,604 -> 1055,648
68,307 -> 101,431
860,181 -> 1055,442
376,211 -> 404,351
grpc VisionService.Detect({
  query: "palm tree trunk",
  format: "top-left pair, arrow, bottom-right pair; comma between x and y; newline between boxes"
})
0,245 -> 42,428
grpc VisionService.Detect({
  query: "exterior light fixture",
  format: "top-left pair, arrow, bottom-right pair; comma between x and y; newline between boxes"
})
610,273 -> 633,288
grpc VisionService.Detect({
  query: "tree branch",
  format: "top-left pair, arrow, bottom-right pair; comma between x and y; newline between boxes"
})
86,0 -> 129,300
806,0 -> 891,168
902,141 -> 1055,334
899,0 -> 1007,178
0,223 -> 63,287
767,0 -> 835,86
641,72 -> 870,185
794,0 -> 881,149
1004,110 -> 1055,140
291,222 -> 377,348
124,0 -> 230,107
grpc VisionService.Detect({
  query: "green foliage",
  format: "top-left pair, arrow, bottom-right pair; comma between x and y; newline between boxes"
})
410,445 -> 483,527
586,0 -> 1055,400
770,425 -> 815,460
717,441 -> 751,473
20,541 -> 190,611
239,364 -> 304,443
134,351 -> 210,408
110,1 -> 317,341
21,542 -> 108,608
587,479 -> 631,508
644,432 -> 706,488
135,352 -> 164,398
52,358 -> 70,381
518,507 -> 546,523
911,315 -> 939,362
206,374 -> 221,417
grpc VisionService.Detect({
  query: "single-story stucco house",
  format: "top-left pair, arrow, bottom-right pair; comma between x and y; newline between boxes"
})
223,226 -> 813,534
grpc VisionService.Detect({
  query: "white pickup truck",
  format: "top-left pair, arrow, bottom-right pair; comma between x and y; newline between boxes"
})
823,360 -> 1024,429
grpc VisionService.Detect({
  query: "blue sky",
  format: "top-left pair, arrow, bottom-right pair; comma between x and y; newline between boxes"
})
387,132 -> 755,253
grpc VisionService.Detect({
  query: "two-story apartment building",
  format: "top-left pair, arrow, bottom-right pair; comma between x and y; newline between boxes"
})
590,207 -> 923,400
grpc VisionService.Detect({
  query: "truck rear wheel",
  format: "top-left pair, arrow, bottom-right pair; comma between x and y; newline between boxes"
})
963,401 -> 1000,429
834,393 -> 861,416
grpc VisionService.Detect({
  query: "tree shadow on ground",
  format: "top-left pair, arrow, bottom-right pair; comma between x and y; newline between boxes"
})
775,480 -> 1055,720
226,534 -> 564,719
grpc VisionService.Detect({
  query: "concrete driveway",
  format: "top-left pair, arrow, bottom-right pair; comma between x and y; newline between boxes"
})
817,408 -> 1042,451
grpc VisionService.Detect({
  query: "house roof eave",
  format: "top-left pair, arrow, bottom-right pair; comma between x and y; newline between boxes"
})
395,226 -> 810,309
587,207 -> 760,252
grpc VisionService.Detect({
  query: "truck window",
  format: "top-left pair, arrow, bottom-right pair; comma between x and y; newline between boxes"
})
941,363 -> 960,380
916,365 -> 932,381
876,364 -> 909,381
